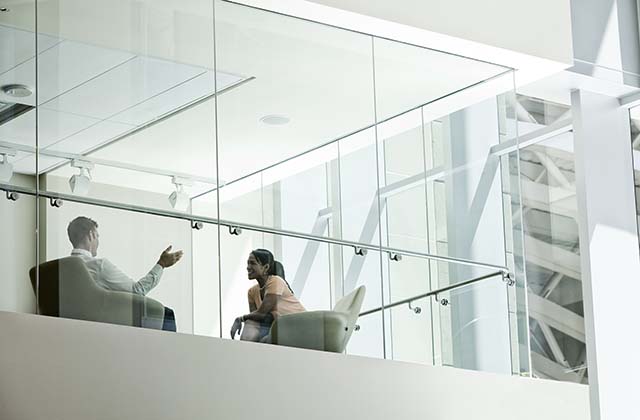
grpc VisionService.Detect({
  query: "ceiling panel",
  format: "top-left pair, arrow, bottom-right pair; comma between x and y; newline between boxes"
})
0,107 -> 98,148
110,70 -> 243,126
43,56 -> 207,119
46,119 -> 135,154
0,24 -> 60,75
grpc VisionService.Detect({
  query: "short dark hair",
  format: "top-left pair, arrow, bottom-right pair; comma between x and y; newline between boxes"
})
67,216 -> 98,247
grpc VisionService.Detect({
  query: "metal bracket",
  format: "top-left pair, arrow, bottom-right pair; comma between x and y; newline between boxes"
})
49,197 -> 63,208
434,295 -> 450,306
70,159 -> 95,171
228,225 -> 242,236
354,324 -> 361,331
354,246 -> 367,256
388,252 -> 402,262
502,271 -> 516,286
191,220 -> 204,230
5,190 -> 18,201
408,301 -> 421,314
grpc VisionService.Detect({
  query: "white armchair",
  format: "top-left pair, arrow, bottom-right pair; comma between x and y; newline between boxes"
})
264,285 -> 366,353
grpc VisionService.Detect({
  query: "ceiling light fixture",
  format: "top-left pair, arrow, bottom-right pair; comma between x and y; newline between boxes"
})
169,176 -> 193,211
2,84 -> 32,98
69,159 -> 94,195
0,148 -> 16,183
260,114 -> 290,126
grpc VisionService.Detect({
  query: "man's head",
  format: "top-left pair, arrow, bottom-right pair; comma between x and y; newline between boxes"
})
67,216 -> 99,256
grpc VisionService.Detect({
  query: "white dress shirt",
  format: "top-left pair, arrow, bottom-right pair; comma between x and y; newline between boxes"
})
70,248 -> 163,296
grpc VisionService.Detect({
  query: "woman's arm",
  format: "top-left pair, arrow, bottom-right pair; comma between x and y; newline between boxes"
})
241,294 -> 277,323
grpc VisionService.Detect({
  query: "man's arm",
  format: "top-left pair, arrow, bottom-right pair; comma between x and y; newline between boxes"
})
99,246 -> 183,296
100,259 -> 163,296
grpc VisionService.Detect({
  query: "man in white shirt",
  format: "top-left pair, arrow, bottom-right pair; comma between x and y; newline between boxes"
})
67,216 -> 183,331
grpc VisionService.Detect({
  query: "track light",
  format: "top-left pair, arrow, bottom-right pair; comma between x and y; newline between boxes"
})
69,159 -> 93,195
169,176 -> 192,211
0,148 -> 16,183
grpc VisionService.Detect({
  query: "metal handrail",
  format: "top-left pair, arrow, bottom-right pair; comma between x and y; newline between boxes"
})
0,183 -> 511,274
359,270 -> 512,317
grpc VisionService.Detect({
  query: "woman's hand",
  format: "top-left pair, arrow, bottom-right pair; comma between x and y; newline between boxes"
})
230,317 -> 243,339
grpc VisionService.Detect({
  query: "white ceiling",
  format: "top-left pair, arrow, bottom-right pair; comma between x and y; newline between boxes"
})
0,0 -> 510,202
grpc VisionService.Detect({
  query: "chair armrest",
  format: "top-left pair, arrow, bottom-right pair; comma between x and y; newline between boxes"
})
268,310 -> 349,353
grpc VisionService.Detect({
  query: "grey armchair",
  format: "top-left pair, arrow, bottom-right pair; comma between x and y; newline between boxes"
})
265,285 -> 366,353
29,256 -> 165,329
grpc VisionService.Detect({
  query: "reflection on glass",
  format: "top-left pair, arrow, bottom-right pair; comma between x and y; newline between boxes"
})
515,94 -> 587,383
0,0 -> 37,315
214,0 -> 375,185
40,199 -> 193,332
437,275 -> 511,373
32,0 -> 219,218
0,0 -> 525,378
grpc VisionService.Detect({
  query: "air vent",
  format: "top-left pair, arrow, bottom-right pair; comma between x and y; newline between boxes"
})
0,102 -> 34,126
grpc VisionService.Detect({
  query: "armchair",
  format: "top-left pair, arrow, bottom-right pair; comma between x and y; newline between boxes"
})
265,285 -> 366,353
29,256 -> 166,329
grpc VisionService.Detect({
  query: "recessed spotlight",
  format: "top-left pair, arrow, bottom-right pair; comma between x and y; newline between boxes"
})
2,84 -> 32,98
0,7 -> 9,13
260,114 -> 290,126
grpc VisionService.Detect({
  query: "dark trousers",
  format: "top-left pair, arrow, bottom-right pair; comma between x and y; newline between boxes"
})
162,307 -> 177,332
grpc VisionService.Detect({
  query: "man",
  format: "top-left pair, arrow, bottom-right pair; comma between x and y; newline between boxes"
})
67,216 -> 183,331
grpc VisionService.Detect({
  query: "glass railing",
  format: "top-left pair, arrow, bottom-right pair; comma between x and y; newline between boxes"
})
0,0 -> 525,377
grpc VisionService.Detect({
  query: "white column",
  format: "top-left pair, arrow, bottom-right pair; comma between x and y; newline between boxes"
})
443,98 -> 511,374
572,89 -> 640,420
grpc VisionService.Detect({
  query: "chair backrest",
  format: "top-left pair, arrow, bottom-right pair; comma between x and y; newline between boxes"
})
333,285 -> 366,347
29,257 -> 165,329
29,257 -> 104,319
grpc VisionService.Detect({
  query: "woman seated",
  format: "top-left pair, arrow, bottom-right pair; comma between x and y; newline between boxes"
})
230,248 -> 306,342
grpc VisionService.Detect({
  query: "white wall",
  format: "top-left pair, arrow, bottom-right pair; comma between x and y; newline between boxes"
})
308,0 -> 573,65
0,311 -> 590,420
235,0 -> 572,88
0,174 -> 36,314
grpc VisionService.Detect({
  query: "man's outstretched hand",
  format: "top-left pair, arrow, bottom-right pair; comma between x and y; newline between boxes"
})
157,245 -> 184,268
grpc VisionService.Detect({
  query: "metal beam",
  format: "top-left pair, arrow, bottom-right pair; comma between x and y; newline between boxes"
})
528,292 -> 585,342
490,119 -> 573,157
531,351 -> 584,383
524,235 -> 581,280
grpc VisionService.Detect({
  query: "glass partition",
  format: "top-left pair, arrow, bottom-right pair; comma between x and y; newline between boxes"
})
0,0 -> 529,377
0,0 -> 37,315
36,0 -> 219,218
41,198 -> 194,332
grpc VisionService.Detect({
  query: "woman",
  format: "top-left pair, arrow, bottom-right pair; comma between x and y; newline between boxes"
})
230,249 -> 306,342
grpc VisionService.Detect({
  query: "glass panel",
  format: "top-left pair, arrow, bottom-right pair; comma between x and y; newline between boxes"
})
36,0 -> 218,217
421,95 -> 510,267
214,0 -> 375,198
40,198 -> 193,333
382,253 -> 434,364
0,193 -> 36,313
437,274 -> 511,373
372,37 -> 508,122
338,128 -> 381,245
210,142 -> 339,237
0,0 -> 37,314
516,108 -> 587,383
498,89 -> 530,376
378,109 -> 429,254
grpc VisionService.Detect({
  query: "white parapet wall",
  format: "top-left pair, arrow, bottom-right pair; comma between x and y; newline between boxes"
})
0,311 -> 589,420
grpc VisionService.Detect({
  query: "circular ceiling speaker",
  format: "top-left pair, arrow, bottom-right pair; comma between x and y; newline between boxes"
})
260,114 -> 290,126
2,84 -> 32,98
